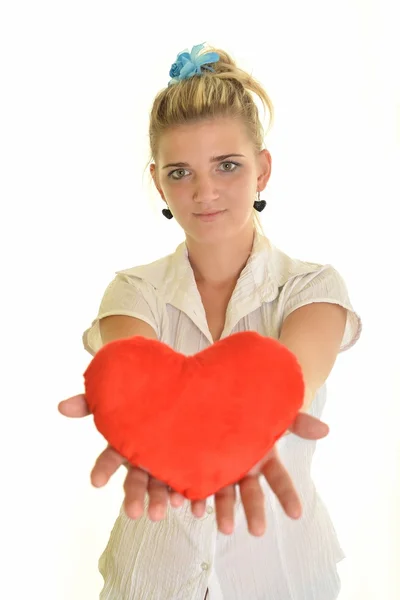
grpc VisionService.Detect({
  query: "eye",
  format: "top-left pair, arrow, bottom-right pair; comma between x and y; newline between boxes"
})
220,161 -> 240,172
168,168 -> 188,180
168,161 -> 241,180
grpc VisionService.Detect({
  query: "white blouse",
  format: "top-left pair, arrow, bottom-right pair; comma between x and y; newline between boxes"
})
83,229 -> 362,600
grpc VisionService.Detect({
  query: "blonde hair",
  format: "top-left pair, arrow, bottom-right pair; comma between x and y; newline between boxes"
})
143,44 -> 274,237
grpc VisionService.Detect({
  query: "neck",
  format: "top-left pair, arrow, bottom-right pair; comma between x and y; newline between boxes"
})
186,224 -> 256,289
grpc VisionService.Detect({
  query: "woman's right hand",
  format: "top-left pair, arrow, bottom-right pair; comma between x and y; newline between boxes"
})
58,394 -> 208,522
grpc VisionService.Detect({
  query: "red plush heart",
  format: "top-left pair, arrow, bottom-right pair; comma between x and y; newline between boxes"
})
84,331 -> 304,500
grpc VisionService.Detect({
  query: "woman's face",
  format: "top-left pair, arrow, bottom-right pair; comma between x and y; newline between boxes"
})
151,117 -> 271,242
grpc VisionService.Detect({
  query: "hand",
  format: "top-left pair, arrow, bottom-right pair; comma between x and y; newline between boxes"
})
58,395 -> 328,535
58,394 -> 209,521
193,412 -> 330,536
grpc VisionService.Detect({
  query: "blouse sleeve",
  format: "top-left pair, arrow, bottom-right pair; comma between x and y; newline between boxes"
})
82,273 -> 160,356
281,265 -> 362,352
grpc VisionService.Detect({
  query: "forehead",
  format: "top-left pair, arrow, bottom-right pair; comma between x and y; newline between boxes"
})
159,118 -> 251,154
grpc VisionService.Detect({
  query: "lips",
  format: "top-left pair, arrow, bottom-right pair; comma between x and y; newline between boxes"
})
195,210 -> 225,216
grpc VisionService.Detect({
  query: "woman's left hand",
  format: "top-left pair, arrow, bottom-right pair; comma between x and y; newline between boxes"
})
180,412 -> 329,536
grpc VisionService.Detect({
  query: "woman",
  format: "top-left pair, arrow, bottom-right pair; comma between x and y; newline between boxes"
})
59,43 -> 362,600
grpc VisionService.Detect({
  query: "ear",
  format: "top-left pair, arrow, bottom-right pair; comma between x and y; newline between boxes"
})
257,149 -> 272,192
150,163 -> 166,201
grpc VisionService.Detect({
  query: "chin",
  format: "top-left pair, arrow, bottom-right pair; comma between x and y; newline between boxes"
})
188,222 -> 242,243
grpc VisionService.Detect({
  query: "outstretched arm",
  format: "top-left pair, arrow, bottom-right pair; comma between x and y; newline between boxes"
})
279,302 -> 347,413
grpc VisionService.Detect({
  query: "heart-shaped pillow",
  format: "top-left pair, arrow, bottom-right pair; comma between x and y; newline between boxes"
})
84,331 -> 304,500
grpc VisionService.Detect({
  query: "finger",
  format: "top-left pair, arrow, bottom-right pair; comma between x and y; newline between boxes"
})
261,455 -> 302,519
91,446 -> 125,487
147,477 -> 170,521
123,466 -> 149,520
247,456 -> 265,476
191,499 -> 207,518
288,412 -> 329,439
239,475 -> 266,536
58,394 -> 91,418
215,484 -> 236,535
169,490 -> 186,508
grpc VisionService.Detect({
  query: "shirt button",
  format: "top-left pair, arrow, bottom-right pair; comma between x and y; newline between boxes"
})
201,562 -> 209,571
206,506 -> 213,514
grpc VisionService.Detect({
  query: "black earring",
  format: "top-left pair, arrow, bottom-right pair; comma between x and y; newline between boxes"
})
162,207 -> 173,219
162,193 -> 266,219
253,191 -> 267,212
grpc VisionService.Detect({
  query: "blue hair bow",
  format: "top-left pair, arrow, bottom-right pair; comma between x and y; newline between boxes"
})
168,42 -> 220,87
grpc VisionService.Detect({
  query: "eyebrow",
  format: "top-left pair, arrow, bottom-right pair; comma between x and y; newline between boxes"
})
162,154 -> 246,169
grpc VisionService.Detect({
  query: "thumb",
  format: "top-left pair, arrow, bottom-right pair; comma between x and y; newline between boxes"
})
58,394 -> 91,418
289,412 -> 329,439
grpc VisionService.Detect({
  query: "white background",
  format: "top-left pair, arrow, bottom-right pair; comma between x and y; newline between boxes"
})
1,1 -> 399,598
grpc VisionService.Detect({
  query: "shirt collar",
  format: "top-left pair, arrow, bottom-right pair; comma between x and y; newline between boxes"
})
161,229 -> 280,342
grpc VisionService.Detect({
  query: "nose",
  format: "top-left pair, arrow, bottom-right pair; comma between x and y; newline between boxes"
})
192,176 -> 219,205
